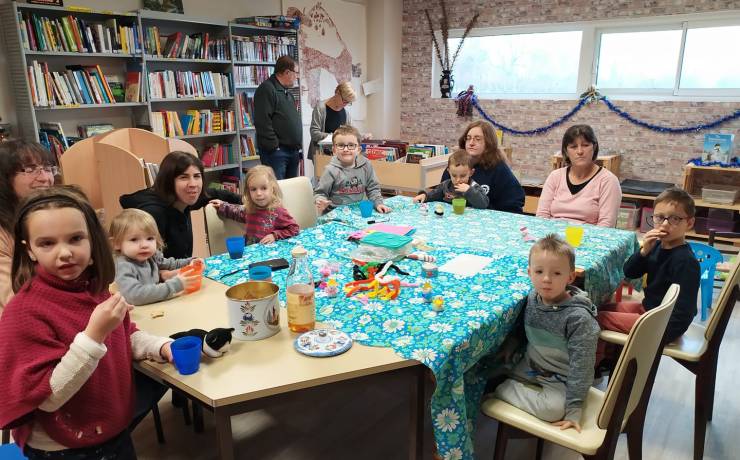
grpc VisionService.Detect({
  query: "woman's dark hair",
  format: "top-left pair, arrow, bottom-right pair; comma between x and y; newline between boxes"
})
457,120 -> 506,170
0,140 -> 56,233
561,124 -> 599,165
153,151 -> 205,204
12,186 -> 115,293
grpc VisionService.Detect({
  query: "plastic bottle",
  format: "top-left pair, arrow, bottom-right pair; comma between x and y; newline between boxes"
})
286,245 -> 315,332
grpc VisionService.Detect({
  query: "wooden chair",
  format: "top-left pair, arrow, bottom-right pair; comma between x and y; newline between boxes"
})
204,203 -> 247,256
600,260 -> 740,460
481,284 -> 679,460
278,176 -> 318,229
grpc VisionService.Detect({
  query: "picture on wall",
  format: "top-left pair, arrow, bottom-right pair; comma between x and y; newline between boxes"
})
142,0 -> 184,14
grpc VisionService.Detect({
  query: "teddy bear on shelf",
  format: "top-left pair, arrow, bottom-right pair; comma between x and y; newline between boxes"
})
170,328 -> 235,358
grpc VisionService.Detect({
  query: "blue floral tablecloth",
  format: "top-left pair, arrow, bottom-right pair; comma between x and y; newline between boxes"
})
203,198 -> 639,460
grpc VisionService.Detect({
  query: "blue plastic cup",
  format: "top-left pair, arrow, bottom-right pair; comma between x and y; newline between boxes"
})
359,200 -> 374,218
225,236 -> 245,259
171,336 -> 202,375
249,265 -> 272,281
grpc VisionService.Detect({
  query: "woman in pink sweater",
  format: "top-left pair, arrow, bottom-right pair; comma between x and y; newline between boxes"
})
537,125 -> 622,227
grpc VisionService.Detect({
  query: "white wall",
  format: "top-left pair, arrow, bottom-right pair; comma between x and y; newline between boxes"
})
365,0 -> 401,140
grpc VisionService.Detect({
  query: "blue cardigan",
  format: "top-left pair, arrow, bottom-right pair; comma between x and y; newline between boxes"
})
441,161 -> 524,213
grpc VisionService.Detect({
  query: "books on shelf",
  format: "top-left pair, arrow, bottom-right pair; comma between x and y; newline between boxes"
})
234,15 -> 299,29
231,35 -> 296,62
106,74 -> 125,102
208,177 -> 239,194
201,142 -> 237,167
143,28 -> 228,60
150,110 -> 235,137
238,93 -> 254,127
124,71 -> 142,102
240,134 -> 257,158
38,122 -> 68,164
148,70 -> 232,99
702,133 -> 735,163
405,144 -> 448,164
19,13 -> 141,54
140,160 -> 160,187
234,65 -> 270,87
78,123 -> 114,138
27,60 -> 120,107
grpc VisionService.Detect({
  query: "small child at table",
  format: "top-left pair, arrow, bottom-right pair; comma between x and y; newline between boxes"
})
412,149 -> 489,209
313,124 -> 391,215
491,234 -> 599,432
109,209 -> 199,306
210,165 -> 299,245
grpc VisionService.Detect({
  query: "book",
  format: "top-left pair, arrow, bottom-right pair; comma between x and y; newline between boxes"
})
702,133 -> 735,163
106,75 -> 125,102
124,71 -> 141,102
78,123 -> 114,138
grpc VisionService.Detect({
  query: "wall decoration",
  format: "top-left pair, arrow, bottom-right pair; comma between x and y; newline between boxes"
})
142,0 -> 184,14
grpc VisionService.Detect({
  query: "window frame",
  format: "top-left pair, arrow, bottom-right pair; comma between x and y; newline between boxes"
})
431,10 -> 740,101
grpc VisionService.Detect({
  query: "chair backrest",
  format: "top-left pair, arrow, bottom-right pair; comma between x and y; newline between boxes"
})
278,176 -> 318,229
203,204 -> 245,256
688,241 -> 723,278
597,284 -> 679,429
705,258 -> 740,341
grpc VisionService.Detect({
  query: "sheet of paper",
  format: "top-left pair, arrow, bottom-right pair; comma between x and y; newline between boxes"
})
438,254 -> 493,277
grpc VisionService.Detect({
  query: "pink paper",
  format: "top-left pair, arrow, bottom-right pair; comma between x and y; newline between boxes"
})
367,223 -> 414,235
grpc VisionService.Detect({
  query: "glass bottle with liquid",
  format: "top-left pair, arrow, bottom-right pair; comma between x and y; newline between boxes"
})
286,244 -> 315,332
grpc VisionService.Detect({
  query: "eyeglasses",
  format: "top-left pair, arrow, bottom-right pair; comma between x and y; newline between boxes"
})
648,214 -> 687,227
335,143 -> 358,151
18,165 -> 59,176
465,135 -> 484,143
341,97 -> 353,106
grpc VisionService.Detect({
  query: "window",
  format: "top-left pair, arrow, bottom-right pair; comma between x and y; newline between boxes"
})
680,25 -> 740,90
448,31 -> 582,97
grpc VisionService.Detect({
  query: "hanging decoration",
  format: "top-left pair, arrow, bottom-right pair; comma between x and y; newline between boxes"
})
424,1 -> 479,99
464,86 -> 740,136
455,85 -> 475,117
687,157 -> 740,168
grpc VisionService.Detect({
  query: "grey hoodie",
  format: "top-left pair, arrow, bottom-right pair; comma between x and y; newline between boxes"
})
313,154 -> 384,208
513,286 -> 600,423
115,251 -> 191,306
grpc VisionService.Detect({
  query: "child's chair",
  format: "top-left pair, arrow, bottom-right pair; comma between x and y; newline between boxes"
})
278,176 -> 318,229
688,242 -> 723,321
0,442 -> 25,459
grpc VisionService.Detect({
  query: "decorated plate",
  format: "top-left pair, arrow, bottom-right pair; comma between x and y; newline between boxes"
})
294,329 -> 353,357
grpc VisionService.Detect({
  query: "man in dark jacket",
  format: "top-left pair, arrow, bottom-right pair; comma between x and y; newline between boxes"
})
253,55 -> 302,179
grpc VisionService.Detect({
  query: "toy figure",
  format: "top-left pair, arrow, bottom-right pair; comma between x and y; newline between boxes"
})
431,296 -> 444,312
421,282 -> 433,303
170,328 -> 235,358
434,204 -> 444,217
324,278 -> 339,297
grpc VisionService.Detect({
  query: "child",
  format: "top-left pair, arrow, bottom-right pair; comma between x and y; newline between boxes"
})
412,149 -> 489,208
210,165 -> 299,245
0,187 -> 173,457
597,187 -> 700,362
493,234 -> 599,432
314,124 -> 391,214
110,208 -> 200,306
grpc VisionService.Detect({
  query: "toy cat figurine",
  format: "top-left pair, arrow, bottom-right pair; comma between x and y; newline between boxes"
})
170,328 -> 235,358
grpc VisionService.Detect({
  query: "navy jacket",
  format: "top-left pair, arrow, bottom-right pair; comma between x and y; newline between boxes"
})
442,161 -> 524,213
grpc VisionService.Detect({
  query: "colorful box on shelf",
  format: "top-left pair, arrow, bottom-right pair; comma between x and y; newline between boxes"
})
701,184 -> 740,205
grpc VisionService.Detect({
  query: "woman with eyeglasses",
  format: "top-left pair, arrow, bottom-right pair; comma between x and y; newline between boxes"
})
537,124 -> 622,227
0,140 -> 57,312
308,82 -> 364,161
440,120 -> 524,213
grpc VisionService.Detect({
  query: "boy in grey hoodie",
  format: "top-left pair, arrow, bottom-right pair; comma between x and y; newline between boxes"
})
493,234 -> 600,432
314,125 -> 391,215
413,149 -> 489,209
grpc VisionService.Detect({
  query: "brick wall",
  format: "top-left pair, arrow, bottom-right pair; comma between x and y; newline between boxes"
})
401,0 -> 740,184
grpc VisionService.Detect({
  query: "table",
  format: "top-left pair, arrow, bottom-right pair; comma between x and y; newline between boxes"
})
131,279 -> 424,460
203,197 -> 639,460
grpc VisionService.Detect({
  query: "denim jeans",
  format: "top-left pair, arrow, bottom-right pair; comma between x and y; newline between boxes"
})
259,147 -> 300,180
24,430 -> 136,460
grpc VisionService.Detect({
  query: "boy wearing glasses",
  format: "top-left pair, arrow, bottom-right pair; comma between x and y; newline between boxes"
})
596,187 -> 700,367
313,125 -> 390,214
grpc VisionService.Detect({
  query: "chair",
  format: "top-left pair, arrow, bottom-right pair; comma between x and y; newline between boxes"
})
600,260 -> 740,460
481,285 -> 679,460
204,204 -> 246,256
688,242 -> 723,321
278,176 -> 318,229
0,443 -> 25,459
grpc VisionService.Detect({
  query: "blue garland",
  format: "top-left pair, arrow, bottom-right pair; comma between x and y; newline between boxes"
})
687,157 -> 740,168
469,93 -> 740,136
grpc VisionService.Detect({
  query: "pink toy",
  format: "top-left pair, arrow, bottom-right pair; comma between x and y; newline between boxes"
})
520,226 -> 536,243
324,279 -> 339,297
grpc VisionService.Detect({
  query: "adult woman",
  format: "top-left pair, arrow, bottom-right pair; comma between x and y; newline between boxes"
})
0,140 -> 56,312
441,120 -> 524,213
536,125 -> 621,227
308,82 -> 358,160
120,151 -> 240,259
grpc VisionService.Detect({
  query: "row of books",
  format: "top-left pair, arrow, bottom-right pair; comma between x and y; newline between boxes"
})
238,93 -> 254,128
234,65 -> 270,88
150,109 -> 235,137
405,144 -> 449,163
144,28 -> 229,61
147,71 -> 232,100
19,13 -> 141,54
240,134 -> 257,158
234,16 -> 300,29
201,143 -> 238,167
38,122 -> 69,165
28,60 -> 122,107
208,176 -> 239,194
231,35 -> 296,62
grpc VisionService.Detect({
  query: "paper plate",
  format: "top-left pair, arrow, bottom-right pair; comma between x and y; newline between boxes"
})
294,329 -> 353,357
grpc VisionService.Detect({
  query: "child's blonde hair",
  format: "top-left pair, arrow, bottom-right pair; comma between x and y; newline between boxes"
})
108,209 -> 164,253
529,233 -> 576,271
243,165 -> 283,214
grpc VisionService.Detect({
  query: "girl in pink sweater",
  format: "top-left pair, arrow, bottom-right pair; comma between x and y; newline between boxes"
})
537,125 -> 622,227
